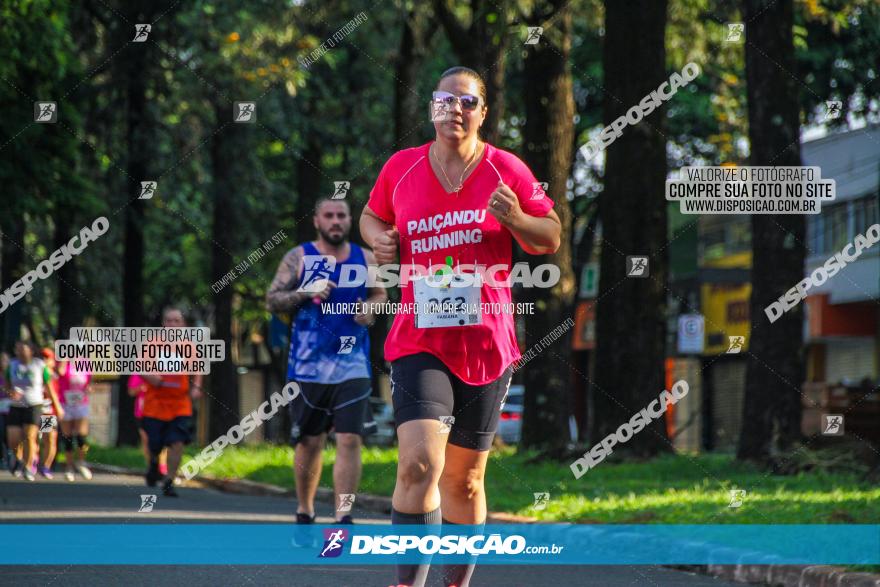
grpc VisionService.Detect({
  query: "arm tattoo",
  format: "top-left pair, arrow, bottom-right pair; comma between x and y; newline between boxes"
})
265,247 -> 311,313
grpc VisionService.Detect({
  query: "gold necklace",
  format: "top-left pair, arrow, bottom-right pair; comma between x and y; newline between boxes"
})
431,141 -> 480,193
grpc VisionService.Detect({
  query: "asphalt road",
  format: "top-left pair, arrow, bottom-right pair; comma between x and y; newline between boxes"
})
0,471 -> 744,587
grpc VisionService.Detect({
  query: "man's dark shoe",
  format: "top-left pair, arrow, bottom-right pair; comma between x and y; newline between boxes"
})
145,462 -> 160,487
292,512 -> 317,548
162,480 -> 179,497
336,515 -> 354,524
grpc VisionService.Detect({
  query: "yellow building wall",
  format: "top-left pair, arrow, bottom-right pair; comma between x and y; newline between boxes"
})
701,251 -> 752,356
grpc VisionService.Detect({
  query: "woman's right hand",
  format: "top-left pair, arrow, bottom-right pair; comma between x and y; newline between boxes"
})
373,227 -> 399,265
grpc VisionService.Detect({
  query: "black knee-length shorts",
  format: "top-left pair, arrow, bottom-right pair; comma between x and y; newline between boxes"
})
390,353 -> 513,451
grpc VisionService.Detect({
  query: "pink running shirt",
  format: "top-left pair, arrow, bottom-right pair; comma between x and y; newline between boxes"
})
368,141 -> 554,385
58,361 -> 91,407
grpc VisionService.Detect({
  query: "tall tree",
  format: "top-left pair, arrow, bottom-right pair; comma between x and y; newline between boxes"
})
54,208 -> 83,338
432,0 -> 511,143
0,0 -> 93,350
0,212 -> 26,350
591,0 -> 670,456
738,0 -> 804,462
208,100 -> 246,439
519,0 -> 576,450
115,1 -> 175,446
394,1 -> 437,149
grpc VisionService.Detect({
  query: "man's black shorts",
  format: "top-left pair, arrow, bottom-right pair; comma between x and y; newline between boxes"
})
390,353 -> 513,451
141,416 -> 192,454
7,405 -> 42,427
288,378 -> 376,445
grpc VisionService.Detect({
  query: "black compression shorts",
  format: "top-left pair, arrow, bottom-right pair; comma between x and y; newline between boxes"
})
390,353 -> 513,451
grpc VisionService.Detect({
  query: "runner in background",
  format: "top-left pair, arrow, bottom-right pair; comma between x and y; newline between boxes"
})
0,352 -> 10,471
361,66 -> 560,587
5,342 -> 61,482
37,349 -> 63,479
266,198 -> 386,524
57,358 -> 93,481
129,374 -> 168,478
140,307 -> 203,497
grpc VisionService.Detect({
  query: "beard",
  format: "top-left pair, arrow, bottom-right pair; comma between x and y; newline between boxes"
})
319,226 -> 347,245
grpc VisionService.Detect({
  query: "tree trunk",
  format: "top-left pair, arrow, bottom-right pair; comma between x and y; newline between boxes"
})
54,209 -> 82,339
592,0 -> 670,457
208,101 -> 244,440
0,209 -> 26,352
738,0 -> 804,462
294,136 -> 324,245
294,89 -> 324,246
432,0 -> 509,143
117,1 -> 155,446
519,0 -> 576,450
394,2 -> 436,149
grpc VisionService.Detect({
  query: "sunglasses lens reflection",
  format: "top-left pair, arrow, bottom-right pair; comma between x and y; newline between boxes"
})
431,92 -> 479,112
460,95 -> 479,110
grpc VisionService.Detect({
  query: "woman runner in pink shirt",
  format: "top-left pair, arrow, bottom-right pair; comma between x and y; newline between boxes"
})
56,358 -> 93,481
361,66 -> 561,587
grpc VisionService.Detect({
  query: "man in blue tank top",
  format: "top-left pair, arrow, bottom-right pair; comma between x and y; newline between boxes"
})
266,198 -> 386,524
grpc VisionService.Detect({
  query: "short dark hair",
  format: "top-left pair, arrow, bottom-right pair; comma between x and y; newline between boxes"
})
14,340 -> 36,354
438,66 -> 488,105
314,197 -> 350,215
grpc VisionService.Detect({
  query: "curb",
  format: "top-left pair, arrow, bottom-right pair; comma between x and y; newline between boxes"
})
672,564 -> 880,586
87,462 -> 537,522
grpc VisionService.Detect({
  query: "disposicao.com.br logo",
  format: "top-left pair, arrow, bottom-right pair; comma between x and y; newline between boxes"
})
329,533 -> 563,556
319,528 -> 348,558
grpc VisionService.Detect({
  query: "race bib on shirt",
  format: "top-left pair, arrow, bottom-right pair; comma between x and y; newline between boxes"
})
65,391 -> 85,406
413,274 -> 482,329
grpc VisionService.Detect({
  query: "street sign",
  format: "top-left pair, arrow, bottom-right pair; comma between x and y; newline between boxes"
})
677,314 -> 705,354
579,263 -> 598,298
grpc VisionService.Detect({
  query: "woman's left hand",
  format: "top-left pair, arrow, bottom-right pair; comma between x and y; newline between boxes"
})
487,180 -> 522,225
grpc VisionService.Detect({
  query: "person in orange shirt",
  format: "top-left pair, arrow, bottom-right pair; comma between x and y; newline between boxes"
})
139,307 -> 203,497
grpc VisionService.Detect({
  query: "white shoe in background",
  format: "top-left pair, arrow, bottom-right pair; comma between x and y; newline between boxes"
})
75,462 -> 92,480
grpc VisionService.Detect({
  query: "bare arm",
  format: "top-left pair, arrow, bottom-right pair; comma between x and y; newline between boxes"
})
505,209 -> 562,255
265,246 -> 312,313
360,206 -> 399,265
488,181 -> 562,254
45,369 -> 64,419
359,205 -> 392,247
191,370 -> 203,400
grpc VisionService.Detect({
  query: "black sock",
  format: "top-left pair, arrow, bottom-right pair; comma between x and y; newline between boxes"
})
146,456 -> 160,484
391,507 -> 441,587
438,518 -> 484,587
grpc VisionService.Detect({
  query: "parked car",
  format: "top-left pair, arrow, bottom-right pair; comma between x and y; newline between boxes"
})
329,397 -> 396,446
367,397 -> 396,446
496,384 -> 524,444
